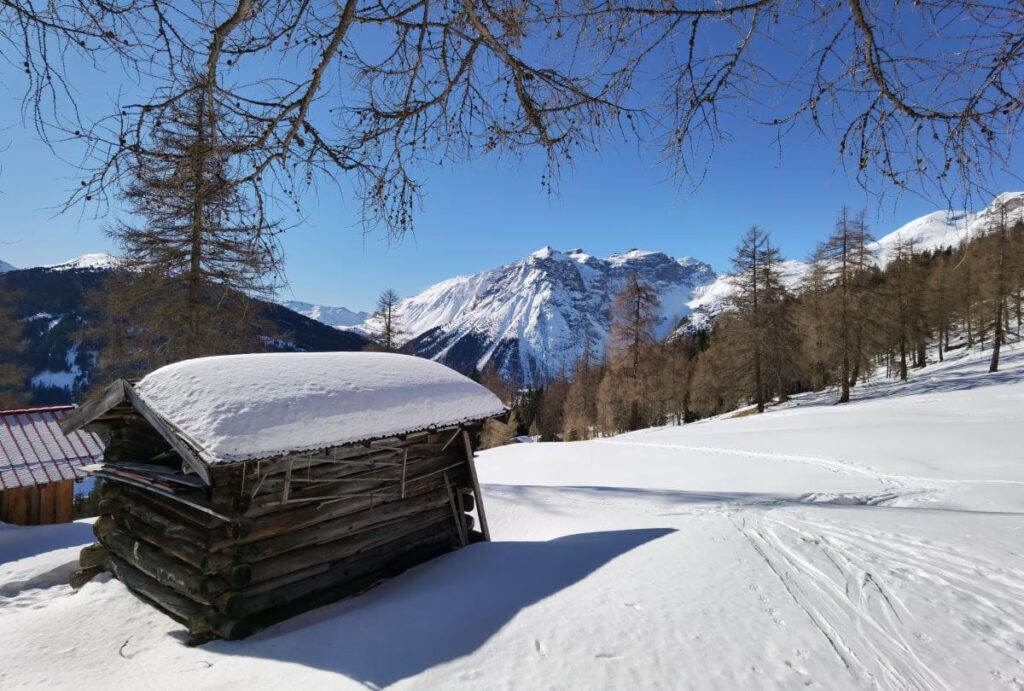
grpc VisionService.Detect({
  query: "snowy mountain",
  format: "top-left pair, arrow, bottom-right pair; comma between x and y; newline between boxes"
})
0,259 -> 16,273
367,247 -> 716,384
42,253 -> 123,272
279,301 -> 369,329
683,191 -> 1024,330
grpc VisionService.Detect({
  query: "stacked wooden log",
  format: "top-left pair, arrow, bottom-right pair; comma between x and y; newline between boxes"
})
70,425 -> 487,641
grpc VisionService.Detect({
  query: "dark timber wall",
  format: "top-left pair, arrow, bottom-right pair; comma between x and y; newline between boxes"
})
69,407 -> 490,641
0,480 -> 74,525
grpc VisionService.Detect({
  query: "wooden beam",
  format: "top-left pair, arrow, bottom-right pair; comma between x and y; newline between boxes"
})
443,472 -> 468,548
94,470 -> 230,522
462,430 -> 491,541
59,379 -> 128,434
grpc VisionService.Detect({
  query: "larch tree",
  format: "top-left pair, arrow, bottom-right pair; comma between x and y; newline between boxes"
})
762,263 -> 801,405
882,239 -> 927,381
728,225 -> 777,412
926,250 -> 955,362
561,339 -> 601,441
818,207 -> 874,403
370,288 -> 405,353
987,207 -> 1011,373
96,84 -> 283,378
796,258 -> 833,390
606,274 -> 662,431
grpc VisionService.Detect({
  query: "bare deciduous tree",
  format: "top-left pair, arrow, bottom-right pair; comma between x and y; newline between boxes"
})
35,1 -> 1020,238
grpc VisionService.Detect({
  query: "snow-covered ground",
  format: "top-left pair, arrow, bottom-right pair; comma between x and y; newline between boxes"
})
2,346 -> 1022,689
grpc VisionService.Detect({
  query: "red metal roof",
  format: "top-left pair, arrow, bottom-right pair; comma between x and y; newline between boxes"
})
0,406 -> 104,491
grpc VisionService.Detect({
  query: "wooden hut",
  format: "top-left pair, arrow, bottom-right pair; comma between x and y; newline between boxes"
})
0,405 -> 103,525
61,352 -> 506,641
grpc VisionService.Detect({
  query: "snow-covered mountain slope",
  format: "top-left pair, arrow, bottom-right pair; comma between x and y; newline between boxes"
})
2,345 -> 1021,689
42,253 -> 123,272
682,191 -> 1024,331
871,190 -> 1024,262
374,247 -> 716,384
279,300 -> 368,328
0,259 -> 15,273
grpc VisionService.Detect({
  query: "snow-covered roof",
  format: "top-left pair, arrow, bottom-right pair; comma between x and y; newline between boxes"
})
134,352 -> 505,464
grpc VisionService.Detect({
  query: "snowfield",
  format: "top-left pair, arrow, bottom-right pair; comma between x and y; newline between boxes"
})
2,346 -> 1023,689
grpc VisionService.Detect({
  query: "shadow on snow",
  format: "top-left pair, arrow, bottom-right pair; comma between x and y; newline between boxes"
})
207,528 -> 674,687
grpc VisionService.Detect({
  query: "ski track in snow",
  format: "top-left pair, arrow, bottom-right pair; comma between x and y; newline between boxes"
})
733,510 -> 1024,690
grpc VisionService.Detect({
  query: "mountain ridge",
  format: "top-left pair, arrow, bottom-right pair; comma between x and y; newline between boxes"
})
367,246 -> 717,384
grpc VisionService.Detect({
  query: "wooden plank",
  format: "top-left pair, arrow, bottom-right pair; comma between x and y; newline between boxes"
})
56,481 -> 72,524
59,379 -> 128,434
95,470 -> 230,522
4,488 -> 28,524
109,462 -> 207,489
443,472 -> 468,548
121,383 -> 212,485
38,482 -> 55,525
58,378 -> 126,432
461,431 -> 491,541
28,484 -> 40,526
244,506 -> 452,585
55,481 -> 74,523
232,488 -> 451,563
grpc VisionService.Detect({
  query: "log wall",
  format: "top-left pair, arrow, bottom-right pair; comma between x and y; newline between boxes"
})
70,424 -> 487,641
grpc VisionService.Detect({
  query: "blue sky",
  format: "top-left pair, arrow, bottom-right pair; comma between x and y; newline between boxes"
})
1,59 -> 1021,313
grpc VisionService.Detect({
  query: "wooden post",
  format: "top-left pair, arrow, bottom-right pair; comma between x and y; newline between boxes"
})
461,430 -> 491,541
443,472 -> 468,548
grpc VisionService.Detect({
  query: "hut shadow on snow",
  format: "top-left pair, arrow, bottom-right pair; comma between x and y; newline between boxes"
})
207,528 -> 673,686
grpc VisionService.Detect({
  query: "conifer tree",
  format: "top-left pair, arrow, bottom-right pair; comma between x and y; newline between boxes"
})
728,226 -> 772,411
0,289 -> 25,406
926,250 -> 954,362
607,274 -> 661,430
796,258 -> 833,390
370,288 -> 405,352
987,207 -> 1011,372
727,226 -> 799,411
817,207 -> 873,403
97,84 -> 283,377
883,239 -> 927,380
561,340 -> 600,440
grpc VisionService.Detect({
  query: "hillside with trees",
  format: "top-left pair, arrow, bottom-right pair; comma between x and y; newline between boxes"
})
492,201 -> 1024,443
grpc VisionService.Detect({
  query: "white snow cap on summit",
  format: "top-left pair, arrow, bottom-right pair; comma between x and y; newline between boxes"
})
135,352 -> 505,463
44,253 -> 122,271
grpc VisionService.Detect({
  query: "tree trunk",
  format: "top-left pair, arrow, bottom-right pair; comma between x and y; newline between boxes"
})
990,299 -> 1003,373
898,335 -> 908,381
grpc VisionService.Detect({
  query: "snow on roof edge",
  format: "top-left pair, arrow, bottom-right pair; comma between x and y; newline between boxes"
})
203,410 -> 505,465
